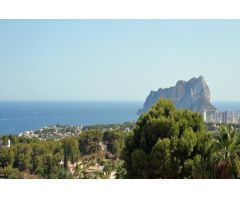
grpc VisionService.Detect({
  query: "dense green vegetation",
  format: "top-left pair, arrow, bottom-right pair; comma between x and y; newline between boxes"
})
121,99 -> 240,179
79,131 -> 103,155
0,138 -> 66,178
0,130 -> 127,179
103,131 -> 126,157
1,99 -> 240,179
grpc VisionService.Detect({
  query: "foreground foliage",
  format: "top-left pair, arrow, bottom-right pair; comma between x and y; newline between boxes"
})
0,130 -> 127,179
122,99 -> 240,179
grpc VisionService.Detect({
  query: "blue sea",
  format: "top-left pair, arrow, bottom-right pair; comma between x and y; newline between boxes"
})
0,101 -> 142,135
0,101 -> 240,135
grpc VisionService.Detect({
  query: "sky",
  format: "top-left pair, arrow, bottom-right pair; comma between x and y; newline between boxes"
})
0,20 -> 240,101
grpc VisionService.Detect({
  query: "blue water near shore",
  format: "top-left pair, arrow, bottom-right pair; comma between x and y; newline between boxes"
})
0,101 -> 142,135
0,101 -> 240,135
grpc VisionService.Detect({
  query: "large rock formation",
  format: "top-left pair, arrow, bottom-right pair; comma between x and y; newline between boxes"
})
138,76 -> 216,114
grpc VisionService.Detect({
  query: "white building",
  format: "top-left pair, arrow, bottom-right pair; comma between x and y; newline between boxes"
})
203,109 -> 207,122
7,139 -> 10,148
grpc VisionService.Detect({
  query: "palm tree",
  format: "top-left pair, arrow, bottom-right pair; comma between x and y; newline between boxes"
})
213,125 -> 240,179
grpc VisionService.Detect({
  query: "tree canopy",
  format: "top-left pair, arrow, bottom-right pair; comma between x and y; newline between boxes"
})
79,130 -> 103,155
122,99 -> 215,178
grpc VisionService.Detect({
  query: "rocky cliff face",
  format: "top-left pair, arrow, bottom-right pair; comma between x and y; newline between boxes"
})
138,76 -> 216,114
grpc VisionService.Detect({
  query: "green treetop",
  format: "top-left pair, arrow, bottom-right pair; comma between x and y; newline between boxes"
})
122,99 -> 214,178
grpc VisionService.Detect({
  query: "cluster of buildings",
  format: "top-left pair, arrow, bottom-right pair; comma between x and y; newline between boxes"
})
202,109 -> 240,124
19,125 -> 83,140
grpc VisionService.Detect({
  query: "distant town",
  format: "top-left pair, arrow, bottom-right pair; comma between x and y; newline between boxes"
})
17,122 -> 135,141
202,109 -> 240,124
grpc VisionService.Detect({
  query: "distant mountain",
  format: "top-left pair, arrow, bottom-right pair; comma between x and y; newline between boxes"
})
138,76 -> 217,115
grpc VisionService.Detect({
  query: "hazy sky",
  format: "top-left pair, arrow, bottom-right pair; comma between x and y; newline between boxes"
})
0,20 -> 240,101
